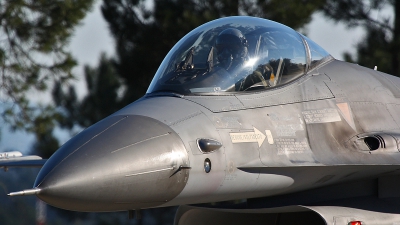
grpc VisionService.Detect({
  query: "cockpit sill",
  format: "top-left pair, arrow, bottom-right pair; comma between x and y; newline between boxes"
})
145,55 -> 335,98
309,55 -> 335,71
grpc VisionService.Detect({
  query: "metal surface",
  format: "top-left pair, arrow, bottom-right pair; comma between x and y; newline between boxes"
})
8,188 -> 41,196
8,16 -> 400,224
34,115 -> 189,211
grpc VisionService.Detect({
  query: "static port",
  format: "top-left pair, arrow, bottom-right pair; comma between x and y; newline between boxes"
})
204,158 -> 211,173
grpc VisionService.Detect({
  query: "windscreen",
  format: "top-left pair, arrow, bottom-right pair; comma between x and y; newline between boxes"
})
147,17 -> 311,95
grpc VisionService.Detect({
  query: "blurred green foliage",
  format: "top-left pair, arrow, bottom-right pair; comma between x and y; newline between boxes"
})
0,0 -> 95,142
322,0 -> 399,76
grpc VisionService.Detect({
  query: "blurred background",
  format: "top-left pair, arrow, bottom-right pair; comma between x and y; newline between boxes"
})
0,0 -> 396,224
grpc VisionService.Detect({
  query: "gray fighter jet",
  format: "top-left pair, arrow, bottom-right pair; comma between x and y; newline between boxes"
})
6,16 -> 400,225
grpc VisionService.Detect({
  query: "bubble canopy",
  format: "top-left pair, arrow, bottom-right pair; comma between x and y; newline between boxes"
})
147,16 -> 330,95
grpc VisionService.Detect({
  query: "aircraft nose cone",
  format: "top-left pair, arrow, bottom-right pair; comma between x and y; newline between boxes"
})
34,115 -> 189,211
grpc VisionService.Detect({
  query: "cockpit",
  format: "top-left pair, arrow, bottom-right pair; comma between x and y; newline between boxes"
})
147,16 -> 331,95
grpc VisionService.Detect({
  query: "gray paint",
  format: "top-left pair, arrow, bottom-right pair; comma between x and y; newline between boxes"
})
35,115 -> 189,211
7,16 -> 400,224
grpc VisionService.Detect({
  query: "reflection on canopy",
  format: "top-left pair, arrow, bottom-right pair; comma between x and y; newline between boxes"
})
147,17 -> 331,95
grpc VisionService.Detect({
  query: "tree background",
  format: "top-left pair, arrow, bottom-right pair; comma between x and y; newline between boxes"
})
0,0 -> 95,143
322,0 -> 399,76
1,0 -> 397,224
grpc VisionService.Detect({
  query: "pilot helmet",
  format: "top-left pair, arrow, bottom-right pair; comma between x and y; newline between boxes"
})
215,28 -> 248,69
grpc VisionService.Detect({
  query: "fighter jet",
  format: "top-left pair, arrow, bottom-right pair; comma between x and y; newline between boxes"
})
6,16 -> 400,225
